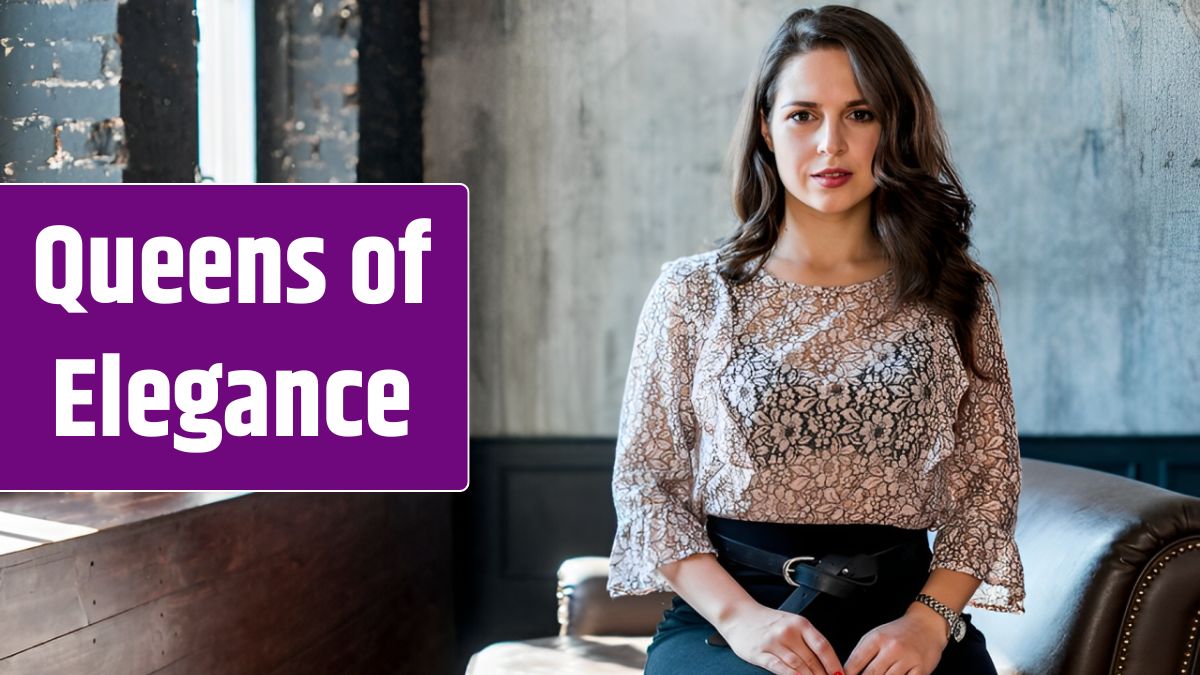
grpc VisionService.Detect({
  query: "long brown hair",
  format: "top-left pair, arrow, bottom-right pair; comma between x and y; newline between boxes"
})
717,5 -> 997,381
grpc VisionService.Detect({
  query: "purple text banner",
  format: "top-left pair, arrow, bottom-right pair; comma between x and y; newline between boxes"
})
0,184 -> 468,490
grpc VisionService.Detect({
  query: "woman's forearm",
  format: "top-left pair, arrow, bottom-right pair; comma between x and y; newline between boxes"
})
658,552 -> 760,633
904,567 -> 981,627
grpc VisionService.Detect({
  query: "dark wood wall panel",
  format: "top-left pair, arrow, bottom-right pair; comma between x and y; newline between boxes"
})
0,492 -> 454,675
453,439 -> 618,673
1018,436 -> 1199,487
1165,462 -> 1200,496
503,467 -> 617,579
265,595 -> 401,675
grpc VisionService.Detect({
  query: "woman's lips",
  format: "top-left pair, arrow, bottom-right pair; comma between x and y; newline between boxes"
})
812,172 -> 852,188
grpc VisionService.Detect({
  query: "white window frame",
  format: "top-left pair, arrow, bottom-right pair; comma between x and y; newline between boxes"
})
196,0 -> 256,183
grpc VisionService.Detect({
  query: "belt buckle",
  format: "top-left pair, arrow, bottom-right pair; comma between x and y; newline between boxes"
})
781,555 -> 815,587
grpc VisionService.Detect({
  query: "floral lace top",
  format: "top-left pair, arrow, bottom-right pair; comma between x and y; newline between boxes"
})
607,250 -> 1025,613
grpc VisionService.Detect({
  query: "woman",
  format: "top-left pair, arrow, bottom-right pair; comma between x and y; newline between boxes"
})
607,6 -> 1024,675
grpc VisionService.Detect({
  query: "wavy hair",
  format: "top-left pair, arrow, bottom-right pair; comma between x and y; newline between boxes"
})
716,5 -> 997,380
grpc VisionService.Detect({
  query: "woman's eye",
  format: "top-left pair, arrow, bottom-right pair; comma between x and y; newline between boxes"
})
788,110 -> 874,123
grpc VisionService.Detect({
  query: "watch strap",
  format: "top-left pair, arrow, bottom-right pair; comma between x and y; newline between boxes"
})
914,593 -> 965,642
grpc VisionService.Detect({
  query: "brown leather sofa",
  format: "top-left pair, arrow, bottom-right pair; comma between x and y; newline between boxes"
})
466,458 -> 1200,674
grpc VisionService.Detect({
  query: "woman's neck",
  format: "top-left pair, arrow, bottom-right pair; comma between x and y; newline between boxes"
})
771,197 -> 883,271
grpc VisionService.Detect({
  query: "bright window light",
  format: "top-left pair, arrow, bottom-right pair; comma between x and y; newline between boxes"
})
197,0 -> 256,183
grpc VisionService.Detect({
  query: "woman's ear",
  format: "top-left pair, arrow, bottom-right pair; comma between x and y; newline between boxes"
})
759,111 -> 774,153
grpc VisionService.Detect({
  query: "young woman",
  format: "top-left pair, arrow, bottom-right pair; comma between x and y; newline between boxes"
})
607,6 -> 1024,675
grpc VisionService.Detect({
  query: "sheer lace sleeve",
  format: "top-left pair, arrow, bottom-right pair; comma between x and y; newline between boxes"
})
607,260 -> 716,598
931,285 -> 1026,613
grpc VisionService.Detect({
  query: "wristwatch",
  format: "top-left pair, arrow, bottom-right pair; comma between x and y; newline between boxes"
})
914,593 -> 967,642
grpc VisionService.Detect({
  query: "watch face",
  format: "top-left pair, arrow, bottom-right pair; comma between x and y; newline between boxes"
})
951,619 -> 967,642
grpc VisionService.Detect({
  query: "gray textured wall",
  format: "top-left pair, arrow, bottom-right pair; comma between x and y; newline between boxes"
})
430,1 -> 1200,437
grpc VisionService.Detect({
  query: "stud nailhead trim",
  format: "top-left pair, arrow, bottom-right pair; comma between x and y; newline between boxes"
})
1112,539 -> 1200,674
1181,607 -> 1200,674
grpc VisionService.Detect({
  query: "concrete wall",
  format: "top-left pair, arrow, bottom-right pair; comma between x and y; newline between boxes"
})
429,0 -> 1200,437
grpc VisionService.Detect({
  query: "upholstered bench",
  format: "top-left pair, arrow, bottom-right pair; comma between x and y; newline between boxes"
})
467,459 -> 1200,675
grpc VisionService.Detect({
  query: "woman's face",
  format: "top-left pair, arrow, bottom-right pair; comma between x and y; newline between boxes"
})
760,48 -> 881,221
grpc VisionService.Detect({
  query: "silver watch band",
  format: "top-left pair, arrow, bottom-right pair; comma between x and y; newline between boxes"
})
914,593 -> 965,642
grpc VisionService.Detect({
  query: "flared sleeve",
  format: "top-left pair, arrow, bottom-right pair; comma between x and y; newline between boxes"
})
607,260 -> 717,598
930,285 -> 1026,613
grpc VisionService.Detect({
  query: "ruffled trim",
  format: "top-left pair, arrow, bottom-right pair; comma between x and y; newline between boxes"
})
930,528 -> 1025,614
607,498 -> 717,597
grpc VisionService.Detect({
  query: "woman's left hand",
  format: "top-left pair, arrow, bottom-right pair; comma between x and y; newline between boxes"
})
842,605 -> 948,675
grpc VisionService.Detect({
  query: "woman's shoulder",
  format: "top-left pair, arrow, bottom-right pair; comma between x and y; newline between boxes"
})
657,249 -> 723,290
644,250 -> 726,321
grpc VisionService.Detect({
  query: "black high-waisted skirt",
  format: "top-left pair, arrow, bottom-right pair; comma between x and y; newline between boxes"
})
642,517 -> 997,675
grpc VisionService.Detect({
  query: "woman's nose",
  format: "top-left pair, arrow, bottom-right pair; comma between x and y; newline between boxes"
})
818,121 -> 847,156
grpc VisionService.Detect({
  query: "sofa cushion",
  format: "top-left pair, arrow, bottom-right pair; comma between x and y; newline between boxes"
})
466,636 -> 650,674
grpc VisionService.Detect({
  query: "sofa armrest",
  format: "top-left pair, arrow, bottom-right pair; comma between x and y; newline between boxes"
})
556,557 -> 671,637
969,458 -> 1200,675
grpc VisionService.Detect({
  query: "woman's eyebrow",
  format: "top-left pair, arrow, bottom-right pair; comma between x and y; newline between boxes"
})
783,99 -> 870,108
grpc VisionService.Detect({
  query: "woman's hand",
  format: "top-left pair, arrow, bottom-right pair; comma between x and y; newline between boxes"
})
842,605 -> 948,675
717,601 -> 845,675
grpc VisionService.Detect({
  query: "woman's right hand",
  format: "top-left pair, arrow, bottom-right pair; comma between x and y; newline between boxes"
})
717,601 -> 845,675
657,553 -> 844,675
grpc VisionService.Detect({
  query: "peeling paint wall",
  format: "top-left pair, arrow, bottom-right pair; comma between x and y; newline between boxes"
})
428,1 -> 1200,436
256,0 -> 361,183
0,0 -> 125,182
2,0 -> 419,183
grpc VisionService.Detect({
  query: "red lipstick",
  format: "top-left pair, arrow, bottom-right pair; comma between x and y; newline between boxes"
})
812,167 -> 852,188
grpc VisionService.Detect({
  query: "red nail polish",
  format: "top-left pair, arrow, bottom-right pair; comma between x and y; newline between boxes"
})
835,671 -> 844,675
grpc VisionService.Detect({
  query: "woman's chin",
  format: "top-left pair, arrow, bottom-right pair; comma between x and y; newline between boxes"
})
790,191 -> 873,218
802,200 -> 863,217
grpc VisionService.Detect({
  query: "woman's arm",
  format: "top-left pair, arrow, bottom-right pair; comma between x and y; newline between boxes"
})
904,568 -> 981,632
843,568 -> 982,675
607,262 -> 718,597
926,285 -> 1025,612
658,552 -> 758,631
659,552 -> 846,675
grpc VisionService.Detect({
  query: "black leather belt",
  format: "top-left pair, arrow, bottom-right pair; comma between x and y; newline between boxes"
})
705,531 -> 920,648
